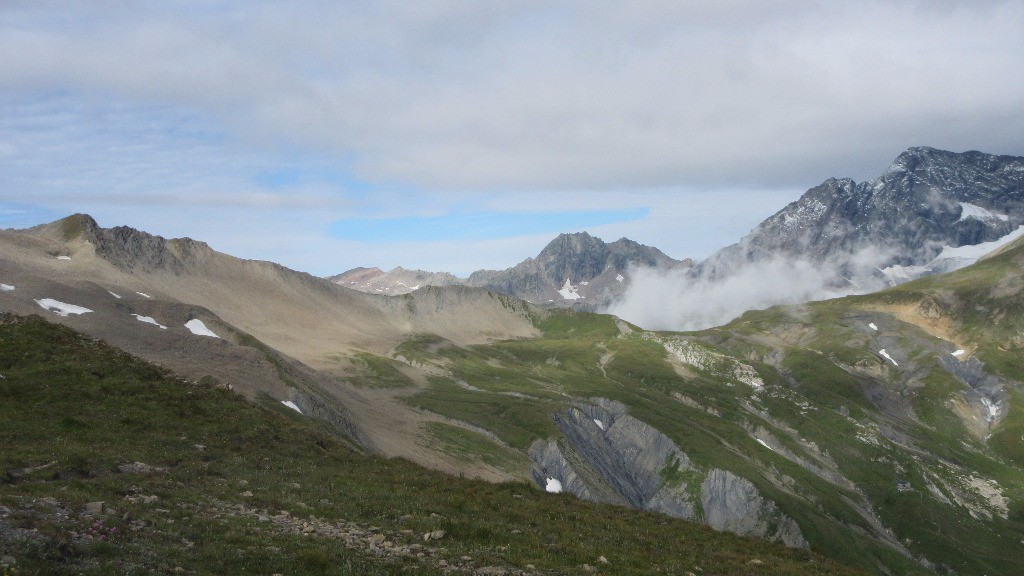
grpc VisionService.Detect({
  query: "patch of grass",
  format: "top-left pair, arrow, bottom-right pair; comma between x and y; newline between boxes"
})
393,333 -> 453,364
990,388 -> 1024,467
349,352 -> 414,388
405,377 -> 560,449
421,422 -> 530,473
534,309 -> 621,339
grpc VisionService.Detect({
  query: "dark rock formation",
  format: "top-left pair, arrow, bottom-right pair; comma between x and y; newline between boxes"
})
26,213 -> 215,274
529,399 -> 806,548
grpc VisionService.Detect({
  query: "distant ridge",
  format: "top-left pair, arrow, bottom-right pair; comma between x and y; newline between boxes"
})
330,231 -> 692,309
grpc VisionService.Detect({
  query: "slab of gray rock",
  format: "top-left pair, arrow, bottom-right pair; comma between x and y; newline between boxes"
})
701,469 -> 807,548
531,398 -> 806,548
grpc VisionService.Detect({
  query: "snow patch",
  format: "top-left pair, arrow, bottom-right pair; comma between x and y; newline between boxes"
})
281,400 -> 303,414
868,323 -> 878,331
56,255 -> 71,261
593,419 -> 605,431
615,273 -> 624,282
132,314 -> 167,329
756,438 -> 774,451
878,225 -> 1024,284
136,291 -> 151,298
185,319 -> 219,338
952,349 -> 965,357
34,298 -> 92,317
934,225 -> 1024,261
545,478 -> 563,493
580,281 -> 589,286
879,263 -> 931,283
108,291 -> 121,299
557,278 -> 582,300
958,202 -> 1009,223
878,349 -> 898,366
1,284 -> 14,292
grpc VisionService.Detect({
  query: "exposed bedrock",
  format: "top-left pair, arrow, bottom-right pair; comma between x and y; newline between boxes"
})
701,468 -> 807,549
530,398 -> 807,548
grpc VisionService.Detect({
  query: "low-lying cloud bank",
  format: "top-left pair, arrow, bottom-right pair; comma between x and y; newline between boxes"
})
605,258 -> 873,332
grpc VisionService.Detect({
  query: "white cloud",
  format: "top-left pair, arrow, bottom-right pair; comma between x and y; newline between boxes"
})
2,1 -> 1023,191
605,257 -> 877,332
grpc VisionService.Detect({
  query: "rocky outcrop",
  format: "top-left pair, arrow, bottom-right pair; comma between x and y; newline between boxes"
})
938,354 -> 1007,428
530,399 -> 806,548
27,213 -> 216,274
701,469 -> 807,549
529,399 -> 695,516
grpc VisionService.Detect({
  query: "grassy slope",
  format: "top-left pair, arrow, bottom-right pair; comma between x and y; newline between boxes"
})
0,314 -> 858,576
399,310 -> 926,574
398,266 -> 1024,575
713,242 -> 1024,575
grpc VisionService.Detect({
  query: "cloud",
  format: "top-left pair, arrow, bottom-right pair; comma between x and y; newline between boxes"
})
605,256 -> 882,332
2,1 -> 1023,192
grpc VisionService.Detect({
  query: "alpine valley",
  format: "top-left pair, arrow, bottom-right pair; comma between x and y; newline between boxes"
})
2,147 -> 1023,575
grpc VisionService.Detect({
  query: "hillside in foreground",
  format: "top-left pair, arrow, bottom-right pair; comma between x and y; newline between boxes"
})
0,313 -> 859,575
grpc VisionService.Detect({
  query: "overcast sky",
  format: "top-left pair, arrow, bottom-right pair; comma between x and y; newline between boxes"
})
2,1 -> 1023,276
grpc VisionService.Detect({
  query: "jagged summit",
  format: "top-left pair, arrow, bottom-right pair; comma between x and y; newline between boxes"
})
26,213 -> 214,274
705,147 -> 1024,282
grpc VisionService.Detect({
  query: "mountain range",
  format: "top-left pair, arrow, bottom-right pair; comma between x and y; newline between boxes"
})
330,232 -> 691,310
334,147 -> 1024,315
2,146 -> 1024,575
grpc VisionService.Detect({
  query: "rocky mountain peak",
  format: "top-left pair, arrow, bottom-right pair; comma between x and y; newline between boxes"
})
29,214 -> 213,274
536,232 -> 612,279
332,230 -> 689,309
879,146 -> 1024,194
708,147 -> 1024,278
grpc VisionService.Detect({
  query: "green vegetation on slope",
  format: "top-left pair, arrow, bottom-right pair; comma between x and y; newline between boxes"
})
0,313 -> 858,575
394,278 -> 1024,575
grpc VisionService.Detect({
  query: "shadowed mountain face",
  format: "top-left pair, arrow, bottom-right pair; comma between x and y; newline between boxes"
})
331,231 -> 692,309
706,147 -> 1024,281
